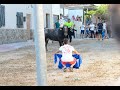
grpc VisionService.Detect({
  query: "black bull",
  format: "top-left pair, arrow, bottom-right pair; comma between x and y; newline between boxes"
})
45,27 -> 68,51
44,27 -> 75,51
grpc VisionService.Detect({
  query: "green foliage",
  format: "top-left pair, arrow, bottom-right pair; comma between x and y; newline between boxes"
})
86,10 -> 96,15
95,4 -> 108,16
84,4 -> 109,21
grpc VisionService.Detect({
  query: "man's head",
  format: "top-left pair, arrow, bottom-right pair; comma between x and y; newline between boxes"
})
60,14 -> 63,19
68,19 -> 71,23
63,38 -> 68,44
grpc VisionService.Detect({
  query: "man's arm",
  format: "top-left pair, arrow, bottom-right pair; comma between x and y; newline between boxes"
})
54,50 -> 61,54
73,49 -> 80,55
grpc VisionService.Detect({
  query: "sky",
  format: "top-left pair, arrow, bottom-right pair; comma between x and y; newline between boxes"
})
94,4 -> 101,6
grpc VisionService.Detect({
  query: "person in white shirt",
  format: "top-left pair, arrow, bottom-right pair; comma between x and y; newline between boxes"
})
103,20 -> 108,39
59,17 -> 66,29
80,23 -> 85,39
74,17 -> 82,38
55,38 -> 80,72
89,22 -> 95,39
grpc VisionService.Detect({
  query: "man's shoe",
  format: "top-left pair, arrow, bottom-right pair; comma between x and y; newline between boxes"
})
69,67 -> 73,72
63,68 -> 67,72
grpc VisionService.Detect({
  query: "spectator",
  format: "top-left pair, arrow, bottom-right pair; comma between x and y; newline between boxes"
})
97,20 -> 103,41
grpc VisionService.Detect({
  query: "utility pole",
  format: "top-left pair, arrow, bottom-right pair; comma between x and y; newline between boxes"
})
33,4 -> 47,86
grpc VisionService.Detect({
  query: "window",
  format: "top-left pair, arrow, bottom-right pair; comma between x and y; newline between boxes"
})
0,5 -> 5,28
53,15 -> 59,24
46,14 -> 50,28
23,17 -> 26,22
16,12 -> 24,28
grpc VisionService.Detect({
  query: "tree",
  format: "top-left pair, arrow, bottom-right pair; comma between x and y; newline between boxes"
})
95,4 -> 109,20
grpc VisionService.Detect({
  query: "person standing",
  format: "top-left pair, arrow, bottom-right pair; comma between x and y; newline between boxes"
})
94,24 -> 98,38
54,19 -> 60,30
89,22 -> 95,39
59,15 -> 66,29
103,20 -> 108,39
97,20 -> 103,41
74,17 -> 82,38
80,23 -> 85,39
64,19 -> 74,43
85,24 -> 90,38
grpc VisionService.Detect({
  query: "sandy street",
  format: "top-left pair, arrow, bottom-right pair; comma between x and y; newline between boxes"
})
0,38 -> 120,86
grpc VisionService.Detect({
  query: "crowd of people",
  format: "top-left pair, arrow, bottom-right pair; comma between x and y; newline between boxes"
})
79,19 -> 110,41
54,14 -> 111,42
54,14 -> 112,72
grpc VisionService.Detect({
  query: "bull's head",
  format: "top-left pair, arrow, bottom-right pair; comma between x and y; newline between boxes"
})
63,26 -> 68,37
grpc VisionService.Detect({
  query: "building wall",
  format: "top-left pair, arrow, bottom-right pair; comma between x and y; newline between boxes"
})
52,4 -> 60,15
60,8 -> 63,15
1,4 -> 61,29
52,4 -> 60,28
0,29 -> 28,44
43,4 -> 52,28
64,8 -> 69,16
0,4 -> 61,45
60,8 -> 68,16
1,4 -> 33,29
68,9 -> 83,22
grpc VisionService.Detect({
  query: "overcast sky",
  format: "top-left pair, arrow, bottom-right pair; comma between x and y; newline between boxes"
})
94,4 -> 101,6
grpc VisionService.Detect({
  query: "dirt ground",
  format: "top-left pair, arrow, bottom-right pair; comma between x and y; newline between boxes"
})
0,38 -> 120,86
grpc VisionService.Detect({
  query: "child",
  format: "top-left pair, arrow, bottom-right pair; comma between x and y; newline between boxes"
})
55,38 -> 80,72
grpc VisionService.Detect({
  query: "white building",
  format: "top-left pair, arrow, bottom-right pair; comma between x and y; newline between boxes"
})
68,9 -> 83,22
0,4 -> 61,29
0,4 -> 61,44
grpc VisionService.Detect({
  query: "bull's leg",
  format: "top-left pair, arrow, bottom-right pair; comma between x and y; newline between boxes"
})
52,40 -> 53,43
59,41 -> 63,46
68,32 -> 72,43
45,38 -> 49,51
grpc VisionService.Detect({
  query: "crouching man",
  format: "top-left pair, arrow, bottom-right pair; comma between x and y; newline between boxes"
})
55,38 -> 80,72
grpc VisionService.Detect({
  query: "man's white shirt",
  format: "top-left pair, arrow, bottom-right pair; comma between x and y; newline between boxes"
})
59,19 -> 65,28
90,24 -> 95,31
103,23 -> 106,30
59,44 -> 75,62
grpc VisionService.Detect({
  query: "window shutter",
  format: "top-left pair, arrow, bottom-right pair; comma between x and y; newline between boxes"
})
20,12 -> 23,28
16,12 -> 24,28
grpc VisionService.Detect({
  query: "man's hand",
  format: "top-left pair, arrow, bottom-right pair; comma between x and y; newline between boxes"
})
76,53 -> 80,55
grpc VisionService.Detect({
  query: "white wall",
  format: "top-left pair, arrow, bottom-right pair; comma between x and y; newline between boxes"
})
2,4 -> 33,29
52,4 -> 60,15
43,4 -> 52,28
64,8 -> 68,16
60,8 -> 63,15
1,4 -> 61,29
60,8 -> 68,16
51,4 -> 60,28
68,9 -> 83,22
